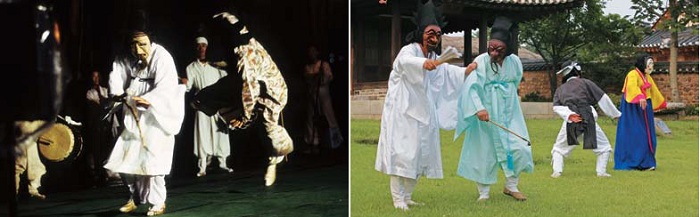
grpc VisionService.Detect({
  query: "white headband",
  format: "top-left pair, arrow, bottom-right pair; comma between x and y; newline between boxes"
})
556,62 -> 581,76
195,37 -> 208,45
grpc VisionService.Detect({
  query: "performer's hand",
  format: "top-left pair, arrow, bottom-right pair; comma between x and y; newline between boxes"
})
639,99 -> 647,110
466,62 -> 477,76
423,59 -> 438,70
476,110 -> 489,122
212,61 -> 227,68
230,118 -> 245,129
214,12 -> 239,25
133,96 -> 151,109
179,77 -> 188,85
568,113 -> 582,123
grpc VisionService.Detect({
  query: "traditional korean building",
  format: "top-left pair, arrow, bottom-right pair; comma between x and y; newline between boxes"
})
636,9 -> 699,105
351,0 -> 584,92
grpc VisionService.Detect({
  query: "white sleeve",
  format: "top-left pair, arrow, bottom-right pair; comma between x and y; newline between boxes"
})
185,65 -> 194,92
598,94 -> 621,118
109,60 -> 127,96
553,105 -> 576,122
395,48 -> 427,86
432,64 -> 466,130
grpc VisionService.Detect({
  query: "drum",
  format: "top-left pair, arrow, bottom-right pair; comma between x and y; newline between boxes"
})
37,117 -> 83,162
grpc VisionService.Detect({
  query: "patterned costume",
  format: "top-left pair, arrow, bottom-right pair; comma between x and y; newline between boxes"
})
235,38 -> 292,156
193,12 -> 293,186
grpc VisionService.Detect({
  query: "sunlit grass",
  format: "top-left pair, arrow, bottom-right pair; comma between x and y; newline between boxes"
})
351,119 -> 698,217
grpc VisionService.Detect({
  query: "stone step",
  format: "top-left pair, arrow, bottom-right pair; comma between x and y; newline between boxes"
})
353,81 -> 388,90
354,89 -> 387,95
351,95 -> 385,101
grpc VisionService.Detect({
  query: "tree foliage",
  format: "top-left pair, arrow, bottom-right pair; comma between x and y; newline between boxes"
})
578,13 -> 644,92
520,0 -> 644,97
630,0 -> 699,102
631,0 -> 698,33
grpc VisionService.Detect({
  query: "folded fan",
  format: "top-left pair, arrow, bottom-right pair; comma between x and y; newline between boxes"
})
436,46 -> 462,64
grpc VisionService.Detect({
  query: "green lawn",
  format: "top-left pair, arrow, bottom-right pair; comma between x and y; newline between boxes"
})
351,118 -> 698,217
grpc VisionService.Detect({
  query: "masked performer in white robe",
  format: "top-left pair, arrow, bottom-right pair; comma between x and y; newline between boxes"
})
550,61 -> 621,178
455,16 -> 533,202
104,30 -> 185,216
375,0 -> 473,211
185,37 -> 233,177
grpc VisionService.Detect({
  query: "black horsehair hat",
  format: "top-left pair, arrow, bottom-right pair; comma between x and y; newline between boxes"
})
490,16 -> 514,56
405,0 -> 447,44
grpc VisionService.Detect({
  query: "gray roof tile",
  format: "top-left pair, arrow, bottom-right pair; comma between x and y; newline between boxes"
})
637,29 -> 699,48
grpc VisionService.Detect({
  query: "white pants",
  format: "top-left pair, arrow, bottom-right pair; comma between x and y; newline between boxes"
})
551,121 -> 612,174
122,174 -> 166,206
15,136 -> 46,195
14,120 -> 47,195
476,176 -> 519,198
198,155 -> 228,173
390,175 -> 418,204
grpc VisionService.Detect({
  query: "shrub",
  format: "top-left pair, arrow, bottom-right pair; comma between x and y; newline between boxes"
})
684,104 -> 699,116
607,93 -> 622,109
522,91 -> 550,102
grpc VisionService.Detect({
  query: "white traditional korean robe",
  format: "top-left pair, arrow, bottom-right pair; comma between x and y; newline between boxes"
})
186,61 -> 231,171
375,43 -> 465,179
104,43 -> 185,176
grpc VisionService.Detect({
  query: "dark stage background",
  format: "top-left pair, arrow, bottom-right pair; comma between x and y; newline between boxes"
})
2,0 -> 348,197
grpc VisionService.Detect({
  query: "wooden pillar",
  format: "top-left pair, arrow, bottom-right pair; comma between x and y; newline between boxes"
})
351,40 -> 355,93
355,20 -> 365,85
512,22 -> 519,56
390,0 -> 401,63
464,29 -> 472,65
479,16 -> 487,54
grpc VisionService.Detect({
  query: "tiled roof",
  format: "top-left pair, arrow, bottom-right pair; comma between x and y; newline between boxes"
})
442,36 -> 543,60
652,61 -> 699,74
442,0 -> 583,10
470,0 -> 576,4
521,59 -> 550,71
637,28 -> 699,48
520,60 -> 699,73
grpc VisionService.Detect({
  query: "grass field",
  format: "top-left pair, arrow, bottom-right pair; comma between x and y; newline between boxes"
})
350,118 -> 698,217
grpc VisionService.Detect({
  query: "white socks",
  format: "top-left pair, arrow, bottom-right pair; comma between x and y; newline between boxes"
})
505,176 -> 519,192
390,176 -> 408,210
476,183 -> 490,200
596,152 -> 611,177
390,176 -> 420,210
551,152 -> 564,178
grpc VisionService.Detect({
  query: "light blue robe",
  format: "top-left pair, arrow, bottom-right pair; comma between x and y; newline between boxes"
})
454,53 -> 534,184
375,43 -> 465,179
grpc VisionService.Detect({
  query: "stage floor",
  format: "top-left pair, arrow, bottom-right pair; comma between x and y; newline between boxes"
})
3,154 -> 348,217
